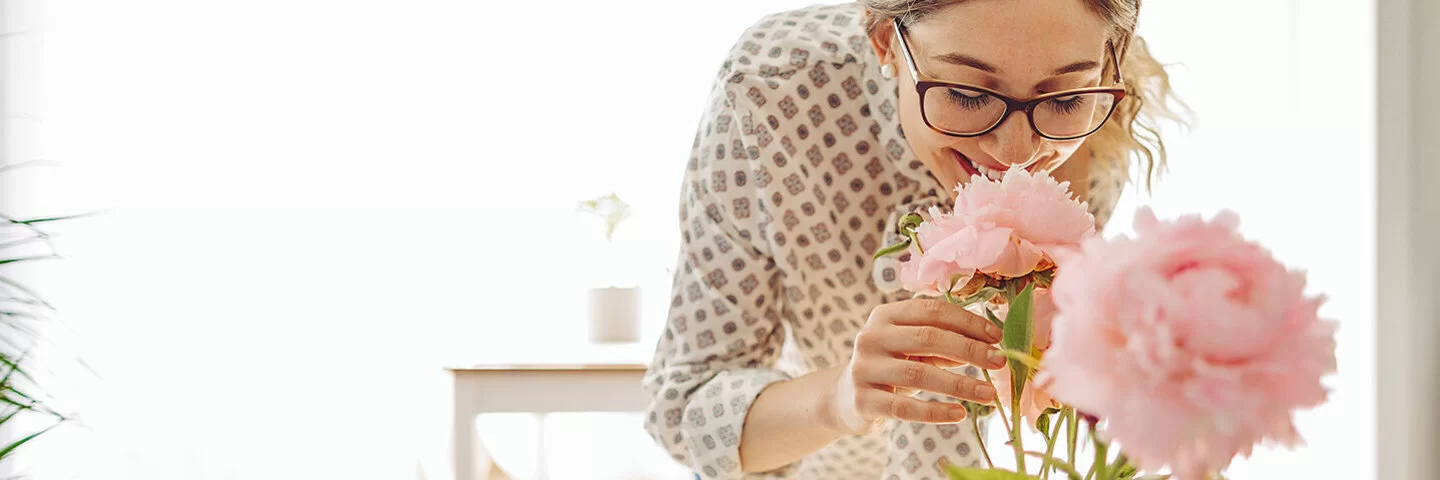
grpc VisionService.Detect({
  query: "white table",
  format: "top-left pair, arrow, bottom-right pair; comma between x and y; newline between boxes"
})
449,343 -> 652,480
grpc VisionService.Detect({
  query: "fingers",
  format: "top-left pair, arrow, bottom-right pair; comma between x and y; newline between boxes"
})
874,326 -> 1006,369
880,298 -> 1003,343
916,356 -> 964,369
857,357 -> 997,404
859,389 -> 969,424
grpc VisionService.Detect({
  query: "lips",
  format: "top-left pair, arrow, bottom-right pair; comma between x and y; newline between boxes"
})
950,149 -> 1013,182
953,149 -> 982,179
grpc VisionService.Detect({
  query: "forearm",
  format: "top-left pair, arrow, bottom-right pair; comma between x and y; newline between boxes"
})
737,365 -> 849,473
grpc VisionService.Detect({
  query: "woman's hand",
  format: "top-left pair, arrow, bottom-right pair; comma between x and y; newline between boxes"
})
825,298 -> 1007,435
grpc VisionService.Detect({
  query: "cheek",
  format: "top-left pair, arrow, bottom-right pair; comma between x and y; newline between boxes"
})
1049,140 -> 1082,158
896,87 -> 927,135
1039,140 -> 1085,170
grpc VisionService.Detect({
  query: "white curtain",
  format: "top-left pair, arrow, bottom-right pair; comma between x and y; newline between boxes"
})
4,0 -> 1376,479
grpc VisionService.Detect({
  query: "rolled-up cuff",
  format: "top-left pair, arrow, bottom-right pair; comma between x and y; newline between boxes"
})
681,368 -> 800,479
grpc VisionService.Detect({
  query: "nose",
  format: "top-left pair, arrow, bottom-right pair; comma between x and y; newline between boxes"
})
978,110 -> 1041,169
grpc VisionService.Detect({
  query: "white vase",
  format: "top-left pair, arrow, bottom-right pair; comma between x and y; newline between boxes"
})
587,287 -> 640,344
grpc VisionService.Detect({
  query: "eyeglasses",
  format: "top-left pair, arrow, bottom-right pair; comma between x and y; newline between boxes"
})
891,17 -> 1127,140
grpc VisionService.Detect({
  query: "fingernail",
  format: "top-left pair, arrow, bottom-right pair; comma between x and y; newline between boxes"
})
986,323 -> 1003,341
975,384 -> 996,403
987,349 -> 1007,367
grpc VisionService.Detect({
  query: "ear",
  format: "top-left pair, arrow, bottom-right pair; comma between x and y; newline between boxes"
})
864,13 -> 898,67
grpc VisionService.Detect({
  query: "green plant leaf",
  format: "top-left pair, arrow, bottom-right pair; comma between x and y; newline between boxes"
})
0,309 -> 48,322
0,422 -> 59,460
12,213 -> 91,224
984,308 -> 1004,329
0,353 -> 39,388
944,466 -> 1040,480
0,274 -> 53,310
873,239 -> 911,259
0,235 -> 50,253
958,287 -> 1002,308
1003,284 -> 1035,401
0,255 -> 59,266
1037,414 -> 1052,442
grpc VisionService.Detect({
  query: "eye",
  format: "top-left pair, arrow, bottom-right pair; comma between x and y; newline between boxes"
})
1045,94 -> 1088,115
943,88 -> 994,111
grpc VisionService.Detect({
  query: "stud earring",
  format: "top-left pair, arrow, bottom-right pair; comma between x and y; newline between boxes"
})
880,64 -> 896,79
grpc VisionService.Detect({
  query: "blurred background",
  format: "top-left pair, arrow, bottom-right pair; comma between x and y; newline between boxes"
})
0,0 -> 1433,479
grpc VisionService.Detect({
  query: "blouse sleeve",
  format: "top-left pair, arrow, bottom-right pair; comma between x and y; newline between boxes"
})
641,61 -> 809,479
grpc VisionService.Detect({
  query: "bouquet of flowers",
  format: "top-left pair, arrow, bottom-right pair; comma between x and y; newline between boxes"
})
875,167 -> 1336,480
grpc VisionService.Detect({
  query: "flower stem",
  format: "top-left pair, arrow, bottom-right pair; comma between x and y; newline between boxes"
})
1065,408 -> 1077,470
969,408 -> 994,468
1012,392 -> 1026,472
1041,412 -> 1064,480
981,370 -> 1013,434
1023,451 -> 1085,480
1087,438 -> 1108,480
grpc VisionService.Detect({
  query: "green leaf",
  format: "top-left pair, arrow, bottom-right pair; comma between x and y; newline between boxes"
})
1037,414 -> 1052,442
0,422 -> 59,460
944,466 -> 1040,480
958,287 -> 1002,308
1116,463 -> 1138,479
984,308 -> 1004,329
0,274 -> 54,310
1003,284 -> 1036,401
0,234 -> 49,253
873,239 -> 912,260
0,255 -> 59,266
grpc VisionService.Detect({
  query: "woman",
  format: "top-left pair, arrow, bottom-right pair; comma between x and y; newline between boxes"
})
643,0 -> 1181,478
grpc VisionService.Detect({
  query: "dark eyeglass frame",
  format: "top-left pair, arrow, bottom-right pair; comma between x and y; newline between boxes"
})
891,17 -> 1128,140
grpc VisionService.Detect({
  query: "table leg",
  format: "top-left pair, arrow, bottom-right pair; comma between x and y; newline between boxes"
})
455,385 -> 477,480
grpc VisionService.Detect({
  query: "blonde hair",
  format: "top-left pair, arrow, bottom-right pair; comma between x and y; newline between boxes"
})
861,0 -> 1189,191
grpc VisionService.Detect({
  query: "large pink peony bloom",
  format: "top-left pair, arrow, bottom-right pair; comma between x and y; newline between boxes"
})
991,288 -> 1061,430
899,167 -> 1095,296
1042,208 -> 1337,480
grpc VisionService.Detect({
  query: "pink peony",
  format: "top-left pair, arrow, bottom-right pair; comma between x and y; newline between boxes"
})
1042,208 -> 1337,480
991,288 -> 1060,430
899,167 -> 1095,296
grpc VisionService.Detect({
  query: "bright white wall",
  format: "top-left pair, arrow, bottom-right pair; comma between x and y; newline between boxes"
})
7,0 -> 1378,479
1120,0 -> 1377,478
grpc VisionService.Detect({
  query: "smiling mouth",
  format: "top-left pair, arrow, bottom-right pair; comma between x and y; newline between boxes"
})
951,149 -> 1025,182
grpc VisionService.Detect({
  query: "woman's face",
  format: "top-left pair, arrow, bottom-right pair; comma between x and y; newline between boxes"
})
871,0 -> 1114,193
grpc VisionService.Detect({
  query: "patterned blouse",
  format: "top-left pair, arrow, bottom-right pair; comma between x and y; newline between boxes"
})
642,3 -> 1125,479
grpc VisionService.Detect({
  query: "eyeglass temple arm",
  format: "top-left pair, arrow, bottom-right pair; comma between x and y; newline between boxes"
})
1108,41 -> 1124,85
891,18 -> 922,83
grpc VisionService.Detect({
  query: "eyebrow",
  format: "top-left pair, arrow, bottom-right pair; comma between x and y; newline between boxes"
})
931,53 -> 1101,77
